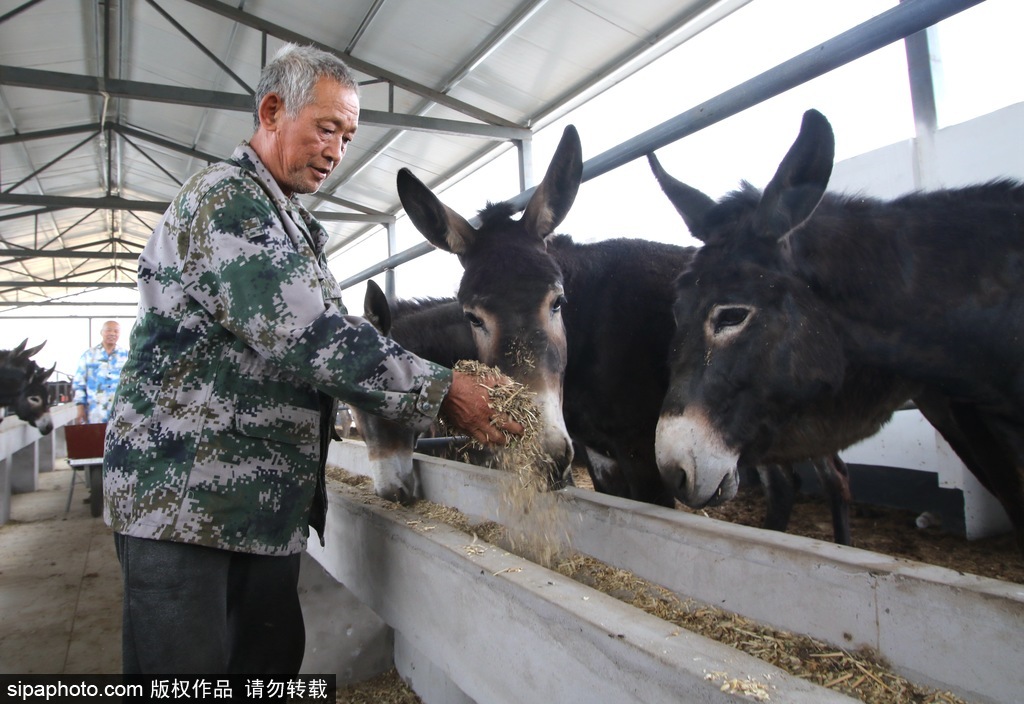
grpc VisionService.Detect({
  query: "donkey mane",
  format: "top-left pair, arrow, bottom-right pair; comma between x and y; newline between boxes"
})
714,181 -> 762,210
387,297 -> 473,369
387,296 -> 456,318
477,201 -> 518,226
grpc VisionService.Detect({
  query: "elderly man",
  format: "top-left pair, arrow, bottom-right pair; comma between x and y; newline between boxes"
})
72,320 -> 128,424
104,43 -> 520,675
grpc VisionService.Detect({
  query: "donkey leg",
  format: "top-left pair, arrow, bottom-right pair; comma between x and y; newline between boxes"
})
812,454 -> 852,546
916,392 -> 1024,553
757,464 -> 796,532
972,413 -> 1024,553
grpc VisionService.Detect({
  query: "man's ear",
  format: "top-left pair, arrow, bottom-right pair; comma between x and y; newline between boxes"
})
257,93 -> 285,130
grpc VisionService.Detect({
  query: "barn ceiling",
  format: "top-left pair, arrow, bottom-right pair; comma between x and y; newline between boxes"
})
0,0 -> 740,308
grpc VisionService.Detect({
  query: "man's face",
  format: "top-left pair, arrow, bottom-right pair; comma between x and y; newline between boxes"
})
101,324 -> 120,347
268,77 -> 359,196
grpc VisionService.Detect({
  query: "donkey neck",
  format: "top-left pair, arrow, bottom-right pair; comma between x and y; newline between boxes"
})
549,236 -> 694,394
0,365 -> 28,405
390,298 -> 476,367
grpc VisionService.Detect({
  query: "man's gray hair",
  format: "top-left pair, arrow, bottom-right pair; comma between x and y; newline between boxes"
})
253,43 -> 358,129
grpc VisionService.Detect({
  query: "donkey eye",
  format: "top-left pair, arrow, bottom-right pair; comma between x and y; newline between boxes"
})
552,295 -> 567,313
711,306 -> 750,333
464,311 -> 485,329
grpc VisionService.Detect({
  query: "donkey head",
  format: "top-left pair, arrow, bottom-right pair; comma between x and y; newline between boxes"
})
356,281 -> 487,503
398,125 -> 585,488
1,340 -> 54,435
350,281 -> 420,504
648,109 -> 845,508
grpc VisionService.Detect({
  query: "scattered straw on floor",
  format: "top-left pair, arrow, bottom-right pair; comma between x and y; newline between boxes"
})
333,668 -> 420,704
325,466 -> 972,704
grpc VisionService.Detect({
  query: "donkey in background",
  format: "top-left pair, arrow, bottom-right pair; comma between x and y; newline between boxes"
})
650,109 -> 1024,550
0,339 -> 55,435
349,282 -> 477,503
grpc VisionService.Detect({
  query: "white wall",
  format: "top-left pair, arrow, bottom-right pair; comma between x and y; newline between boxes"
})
830,102 -> 1024,198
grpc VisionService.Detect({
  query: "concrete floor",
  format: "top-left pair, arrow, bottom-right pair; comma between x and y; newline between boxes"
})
0,462 -> 121,674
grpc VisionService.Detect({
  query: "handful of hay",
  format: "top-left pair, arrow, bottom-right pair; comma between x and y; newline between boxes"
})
441,360 -> 572,567
444,360 -> 540,444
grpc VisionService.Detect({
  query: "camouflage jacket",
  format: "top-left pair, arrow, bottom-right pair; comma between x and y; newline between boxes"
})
104,142 -> 451,556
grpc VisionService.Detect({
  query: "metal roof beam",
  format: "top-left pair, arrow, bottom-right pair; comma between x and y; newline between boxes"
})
0,248 -> 136,261
362,111 -> 529,141
0,205 -> 61,222
179,0 -> 520,129
119,131 -> 185,189
0,0 -> 45,25
0,193 -> 169,212
1,121 -> 225,165
0,302 -> 140,310
113,123 -> 221,163
308,191 -> 385,216
0,65 -> 530,140
0,64 -> 253,110
144,0 -> 253,95
314,211 -> 394,224
0,121 -> 103,146
0,192 -> 393,223
2,129 -> 100,194
0,281 -> 137,289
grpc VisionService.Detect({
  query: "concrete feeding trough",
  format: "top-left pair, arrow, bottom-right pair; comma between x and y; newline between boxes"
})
1,403 -> 75,523
305,440 -> 1022,704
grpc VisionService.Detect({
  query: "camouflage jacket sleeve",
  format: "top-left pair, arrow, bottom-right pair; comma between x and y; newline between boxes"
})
181,173 -> 451,428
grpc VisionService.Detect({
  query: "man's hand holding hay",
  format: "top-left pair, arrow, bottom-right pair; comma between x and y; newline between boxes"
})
440,364 -> 528,446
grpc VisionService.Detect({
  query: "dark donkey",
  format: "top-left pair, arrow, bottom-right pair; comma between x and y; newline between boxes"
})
0,339 -> 55,435
650,108 -> 1024,549
398,125 -> 852,542
359,282 -> 644,504
350,282 -> 477,503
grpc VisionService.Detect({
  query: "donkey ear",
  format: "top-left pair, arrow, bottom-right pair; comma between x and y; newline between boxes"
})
755,109 -> 834,240
647,152 -> 716,242
397,168 -> 477,255
23,340 -> 46,359
521,125 -> 583,240
362,280 -> 392,336
32,363 -> 56,383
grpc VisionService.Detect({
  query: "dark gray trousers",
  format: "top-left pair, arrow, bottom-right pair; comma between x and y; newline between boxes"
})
114,534 -> 304,675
